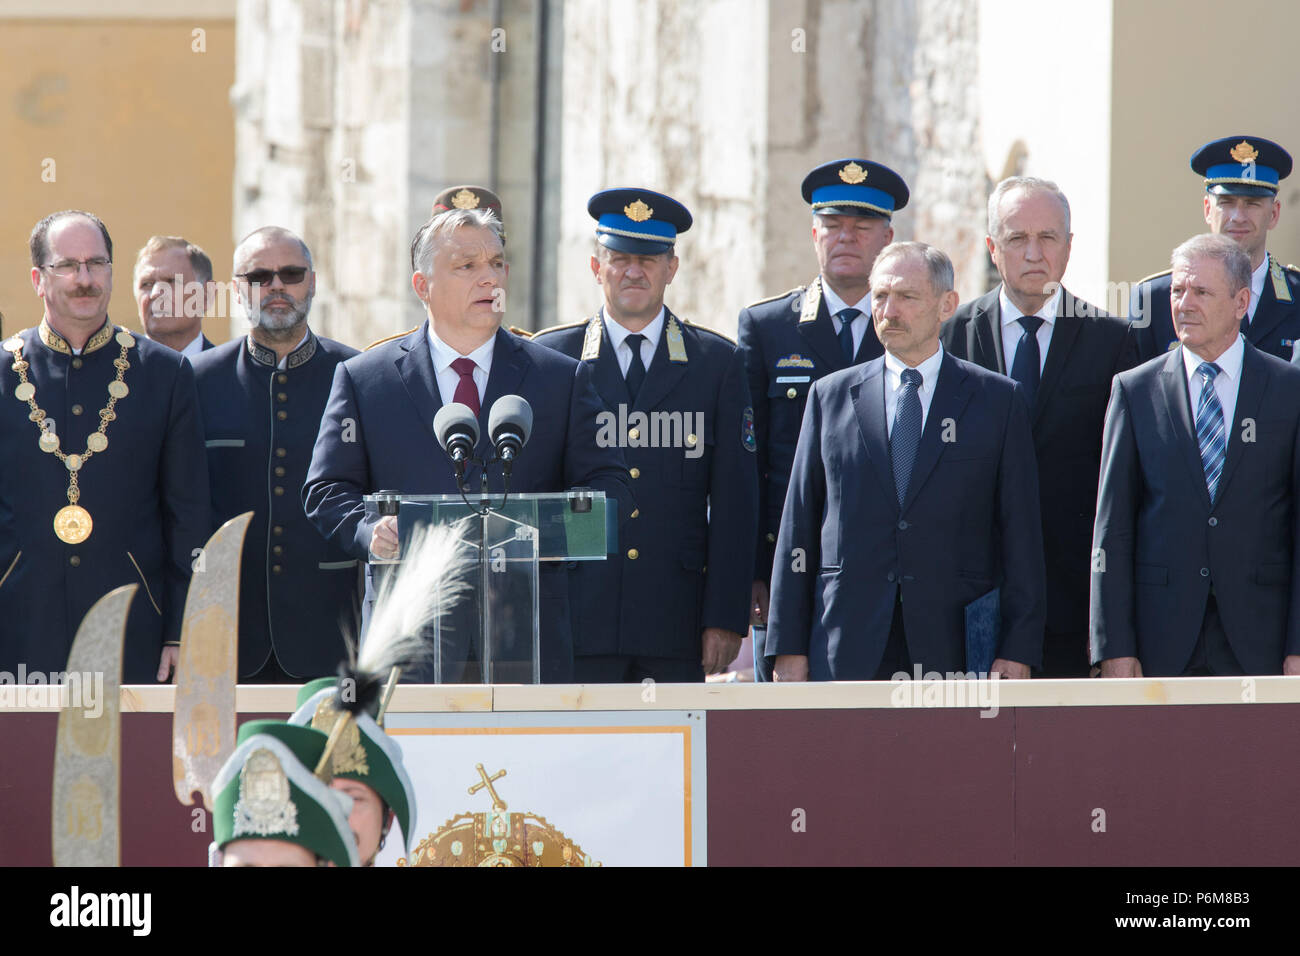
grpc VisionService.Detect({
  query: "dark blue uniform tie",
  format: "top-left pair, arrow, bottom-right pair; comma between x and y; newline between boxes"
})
624,333 -> 647,403
837,308 -> 860,362
1009,314 -> 1044,408
891,368 -> 923,507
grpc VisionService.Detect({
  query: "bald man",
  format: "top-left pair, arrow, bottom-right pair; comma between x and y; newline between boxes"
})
190,227 -> 360,682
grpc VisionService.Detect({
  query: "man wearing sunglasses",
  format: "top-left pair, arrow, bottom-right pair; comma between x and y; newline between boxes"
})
0,209 -> 210,686
190,227 -> 359,682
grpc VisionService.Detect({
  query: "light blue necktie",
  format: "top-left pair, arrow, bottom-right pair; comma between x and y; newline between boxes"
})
891,368 -> 923,507
1195,362 -> 1226,503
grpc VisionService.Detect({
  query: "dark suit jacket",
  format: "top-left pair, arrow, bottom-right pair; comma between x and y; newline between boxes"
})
941,286 -> 1139,654
736,276 -> 882,587
1090,342 -> 1300,676
768,350 -> 1046,679
0,322 -> 210,683
1129,253 -> 1300,362
532,310 -> 758,661
193,332 -> 360,679
302,323 -> 633,682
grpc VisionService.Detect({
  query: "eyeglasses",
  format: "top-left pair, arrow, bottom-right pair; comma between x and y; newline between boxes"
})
236,266 -> 310,286
43,257 -> 112,278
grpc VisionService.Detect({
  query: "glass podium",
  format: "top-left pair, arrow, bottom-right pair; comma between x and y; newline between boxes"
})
363,490 -> 612,684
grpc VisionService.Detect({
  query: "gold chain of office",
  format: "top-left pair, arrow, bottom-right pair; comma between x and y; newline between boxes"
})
5,330 -> 135,544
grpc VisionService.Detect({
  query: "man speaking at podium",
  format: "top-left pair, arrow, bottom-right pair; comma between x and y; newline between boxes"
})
303,208 -> 631,683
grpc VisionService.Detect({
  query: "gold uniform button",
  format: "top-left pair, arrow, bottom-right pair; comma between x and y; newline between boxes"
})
628,427 -> 640,441
766,532 -> 776,543
630,508 -> 640,519
274,466 -> 286,477
629,467 -> 640,479
786,387 -> 797,399
686,433 -> 697,446
276,373 -> 288,384
272,545 -> 283,556
69,555 -> 81,567
71,404 -> 84,416
272,564 -> 282,574
274,486 -> 285,496
276,410 -> 288,421
277,392 -> 288,402
275,447 -> 287,458
71,358 -> 83,370
627,548 -> 639,560
272,525 -> 284,536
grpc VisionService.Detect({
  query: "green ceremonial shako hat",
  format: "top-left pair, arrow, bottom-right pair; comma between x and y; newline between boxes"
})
213,719 -> 359,867
289,679 -> 419,855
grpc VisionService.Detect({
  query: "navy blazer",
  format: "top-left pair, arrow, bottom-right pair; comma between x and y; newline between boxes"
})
532,310 -> 758,661
0,321 -> 210,683
1129,254 -> 1300,362
942,286 -> 1139,651
736,276 -> 883,585
768,349 -> 1046,679
1090,342 -> 1300,675
192,332 -> 360,679
302,323 -> 633,682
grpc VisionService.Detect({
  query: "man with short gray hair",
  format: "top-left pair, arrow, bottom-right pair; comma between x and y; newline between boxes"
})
943,176 -> 1138,676
190,226 -> 359,682
769,241 -> 1046,681
304,209 -> 633,683
1092,233 -> 1300,677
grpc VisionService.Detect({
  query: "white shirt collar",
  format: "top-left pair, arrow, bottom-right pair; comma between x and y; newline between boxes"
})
1251,254 -> 1270,300
884,343 -> 945,387
1181,334 -> 1245,384
426,322 -> 496,375
999,284 -> 1062,328
602,306 -> 665,355
821,280 -> 871,320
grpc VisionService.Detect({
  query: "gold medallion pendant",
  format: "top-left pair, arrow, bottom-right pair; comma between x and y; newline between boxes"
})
54,504 -> 93,544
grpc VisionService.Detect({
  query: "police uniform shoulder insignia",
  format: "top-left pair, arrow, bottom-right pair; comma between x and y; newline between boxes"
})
666,315 -> 688,363
683,318 -> 736,346
1135,268 -> 1173,285
798,276 -> 823,324
507,325 -> 533,339
742,406 -> 757,452
581,315 -> 603,361
531,319 -> 587,339
746,286 -> 805,310
1268,254 -> 1293,303
365,327 -> 418,351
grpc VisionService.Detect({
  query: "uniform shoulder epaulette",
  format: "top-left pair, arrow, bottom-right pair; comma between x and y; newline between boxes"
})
682,319 -> 736,345
364,327 -> 417,351
1284,263 -> 1300,275
745,286 -> 804,310
530,319 -> 589,339
1135,268 -> 1173,285
507,325 -> 533,339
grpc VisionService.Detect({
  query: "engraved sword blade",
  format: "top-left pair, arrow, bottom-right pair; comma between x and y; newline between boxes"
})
51,583 -> 136,868
172,511 -> 253,810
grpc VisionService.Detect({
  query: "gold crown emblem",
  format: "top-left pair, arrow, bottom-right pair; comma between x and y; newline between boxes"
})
839,161 -> 868,184
398,764 -> 600,867
1230,141 -> 1259,164
624,200 -> 654,223
452,188 -> 480,209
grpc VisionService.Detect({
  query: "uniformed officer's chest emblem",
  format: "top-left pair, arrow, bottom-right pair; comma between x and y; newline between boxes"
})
776,354 -> 815,369
742,407 -> 757,452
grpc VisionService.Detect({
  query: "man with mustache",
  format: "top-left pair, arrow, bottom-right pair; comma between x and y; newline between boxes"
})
942,177 -> 1138,676
0,210 -> 209,684
1129,136 -> 1300,361
190,227 -> 359,682
133,235 -> 216,356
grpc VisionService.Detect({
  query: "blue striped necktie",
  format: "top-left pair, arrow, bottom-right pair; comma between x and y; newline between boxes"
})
1195,362 -> 1226,503
891,368 -> 923,507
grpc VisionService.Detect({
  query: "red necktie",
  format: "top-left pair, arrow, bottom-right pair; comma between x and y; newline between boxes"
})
451,356 -> 480,416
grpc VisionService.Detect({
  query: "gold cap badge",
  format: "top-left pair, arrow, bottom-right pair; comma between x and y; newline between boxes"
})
452,188 -> 480,210
839,161 -> 868,184
624,200 -> 654,223
1230,141 -> 1259,164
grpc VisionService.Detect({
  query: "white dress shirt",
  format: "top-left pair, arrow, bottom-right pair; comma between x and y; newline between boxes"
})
178,331 -> 206,359
1182,335 -> 1245,437
1247,255 -> 1269,323
426,324 -> 494,407
884,344 -> 945,438
999,284 -> 1061,376
822,280 -> 872,358
603,307 -> 664,378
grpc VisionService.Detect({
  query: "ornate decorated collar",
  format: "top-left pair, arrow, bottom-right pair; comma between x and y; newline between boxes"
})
246,330 -> 318,369
38,317 -> 115,355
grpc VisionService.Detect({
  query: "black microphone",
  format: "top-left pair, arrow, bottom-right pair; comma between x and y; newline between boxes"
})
433,403 -> 480,482
488,395 -> 533,474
